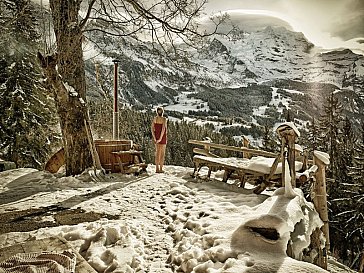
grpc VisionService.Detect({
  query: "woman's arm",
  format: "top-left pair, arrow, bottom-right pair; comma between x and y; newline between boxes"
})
157,118 -> 167,143
151,118 -> 156,142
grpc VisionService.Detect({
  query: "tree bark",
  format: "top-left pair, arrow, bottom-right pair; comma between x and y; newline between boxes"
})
40,0 -> 93,175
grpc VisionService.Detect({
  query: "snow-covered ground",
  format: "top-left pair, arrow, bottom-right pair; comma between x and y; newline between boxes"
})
0,166 -> 356,273
163,92 -> 210,114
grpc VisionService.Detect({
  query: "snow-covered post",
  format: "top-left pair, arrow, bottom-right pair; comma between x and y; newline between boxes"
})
241,136 -> 251,158
281,137 -> 286,187
112,59 -> 120,140
276,122 -> 300,188
287,133 -> 296,188
312,150 -> 330,270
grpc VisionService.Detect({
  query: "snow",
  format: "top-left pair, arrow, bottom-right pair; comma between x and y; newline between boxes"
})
295,144 -> 304,152
313,151 -> 330,165
64,82 -> 79,97
0,166 -> 353,273
276,121 -> 301,138
163,92 -> 210,114
79,97 -> 86,105
82,39 -> 114,64
250,87 -> 291,128
282,88 -> 305,95
252,105 -> 268,117
193,155 -> 303,176
270,87 -> 291,111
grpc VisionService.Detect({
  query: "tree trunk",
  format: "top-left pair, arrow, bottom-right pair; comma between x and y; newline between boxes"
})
41,0 -> 93,175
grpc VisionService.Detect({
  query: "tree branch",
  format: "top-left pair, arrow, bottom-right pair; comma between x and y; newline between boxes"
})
80,0 -> 97,30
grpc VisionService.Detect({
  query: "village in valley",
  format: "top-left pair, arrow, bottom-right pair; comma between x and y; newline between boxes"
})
0,0 -> 363,273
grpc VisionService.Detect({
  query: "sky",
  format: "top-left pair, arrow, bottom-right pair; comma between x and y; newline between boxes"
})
32,0 -> 364,54
203,0 -> 364,54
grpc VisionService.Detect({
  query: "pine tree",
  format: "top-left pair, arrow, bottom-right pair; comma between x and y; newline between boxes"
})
261,125 -> 277,152
0,0 -> 58,168
340,120 -> 364,269
303,117 -> 320,153
350,121 -> 364,185
318,92 -> 343,180
336,117 -> 356,184
330,117 -> 363,267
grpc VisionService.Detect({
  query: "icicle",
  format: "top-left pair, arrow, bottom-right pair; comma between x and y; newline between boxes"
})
284,156 -> 297,198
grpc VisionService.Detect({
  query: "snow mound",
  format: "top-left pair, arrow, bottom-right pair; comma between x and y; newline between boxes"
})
276,122 -> 301,138
314,150 -> 330,165
169,187 -> 325,273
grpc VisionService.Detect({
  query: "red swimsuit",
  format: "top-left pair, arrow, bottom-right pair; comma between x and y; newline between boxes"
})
154,123 -> 167,144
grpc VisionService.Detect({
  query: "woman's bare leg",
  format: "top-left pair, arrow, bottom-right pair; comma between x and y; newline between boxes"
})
159,144 -> 166,172
155,144 -> 160,172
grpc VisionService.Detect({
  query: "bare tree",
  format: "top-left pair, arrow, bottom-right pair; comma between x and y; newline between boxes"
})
38,0 -> 220,175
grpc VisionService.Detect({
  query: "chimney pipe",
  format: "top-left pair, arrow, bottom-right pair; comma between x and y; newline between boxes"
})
112,59 -> 120,140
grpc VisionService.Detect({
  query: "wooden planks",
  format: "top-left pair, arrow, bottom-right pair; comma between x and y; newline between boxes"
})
188,140 -> 278,158
45,148 -> 65,173
0,236 -> 97,273
312,153 -> 330,270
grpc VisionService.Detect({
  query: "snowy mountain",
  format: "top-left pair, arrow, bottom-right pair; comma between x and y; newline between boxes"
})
83,20 -> 364,134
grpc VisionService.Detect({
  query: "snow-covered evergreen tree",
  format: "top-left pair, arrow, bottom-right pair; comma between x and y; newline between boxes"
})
350,122 -> 364,186
315,94 -> 364,269
0,0 -> 58,167
330,117 -> 363,268
318,92 -> 344,180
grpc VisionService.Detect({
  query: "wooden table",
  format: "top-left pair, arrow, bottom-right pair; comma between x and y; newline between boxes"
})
111,150 -> 147,174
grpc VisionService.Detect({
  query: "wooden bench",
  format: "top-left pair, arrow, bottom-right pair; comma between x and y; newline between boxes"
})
193,154 -> 300,187
189,125 -> 332,269
189,138 -> 316,194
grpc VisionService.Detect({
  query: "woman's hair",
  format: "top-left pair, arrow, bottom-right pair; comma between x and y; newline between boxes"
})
156,107 -> 164,116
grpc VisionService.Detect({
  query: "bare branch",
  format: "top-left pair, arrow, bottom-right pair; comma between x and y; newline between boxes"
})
84,23 -> 148,37
80,0 -> 97,30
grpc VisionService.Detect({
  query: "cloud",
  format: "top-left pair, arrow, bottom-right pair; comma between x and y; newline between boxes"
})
199,10 -> 293,34
204,0 -> 364,54
331,16 -> 364,41
328,0 -> 364,40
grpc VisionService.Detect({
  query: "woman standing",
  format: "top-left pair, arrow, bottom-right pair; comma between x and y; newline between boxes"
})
151,107 -> 167,173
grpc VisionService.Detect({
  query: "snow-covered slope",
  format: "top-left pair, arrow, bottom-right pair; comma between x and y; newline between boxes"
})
192,27 -> 364,89
0,167 -> 356,273
83,22 -> 364,135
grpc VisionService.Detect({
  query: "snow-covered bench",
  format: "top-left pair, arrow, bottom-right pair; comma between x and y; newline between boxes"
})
189,122 -> 328,194
192,154 -> 304,190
